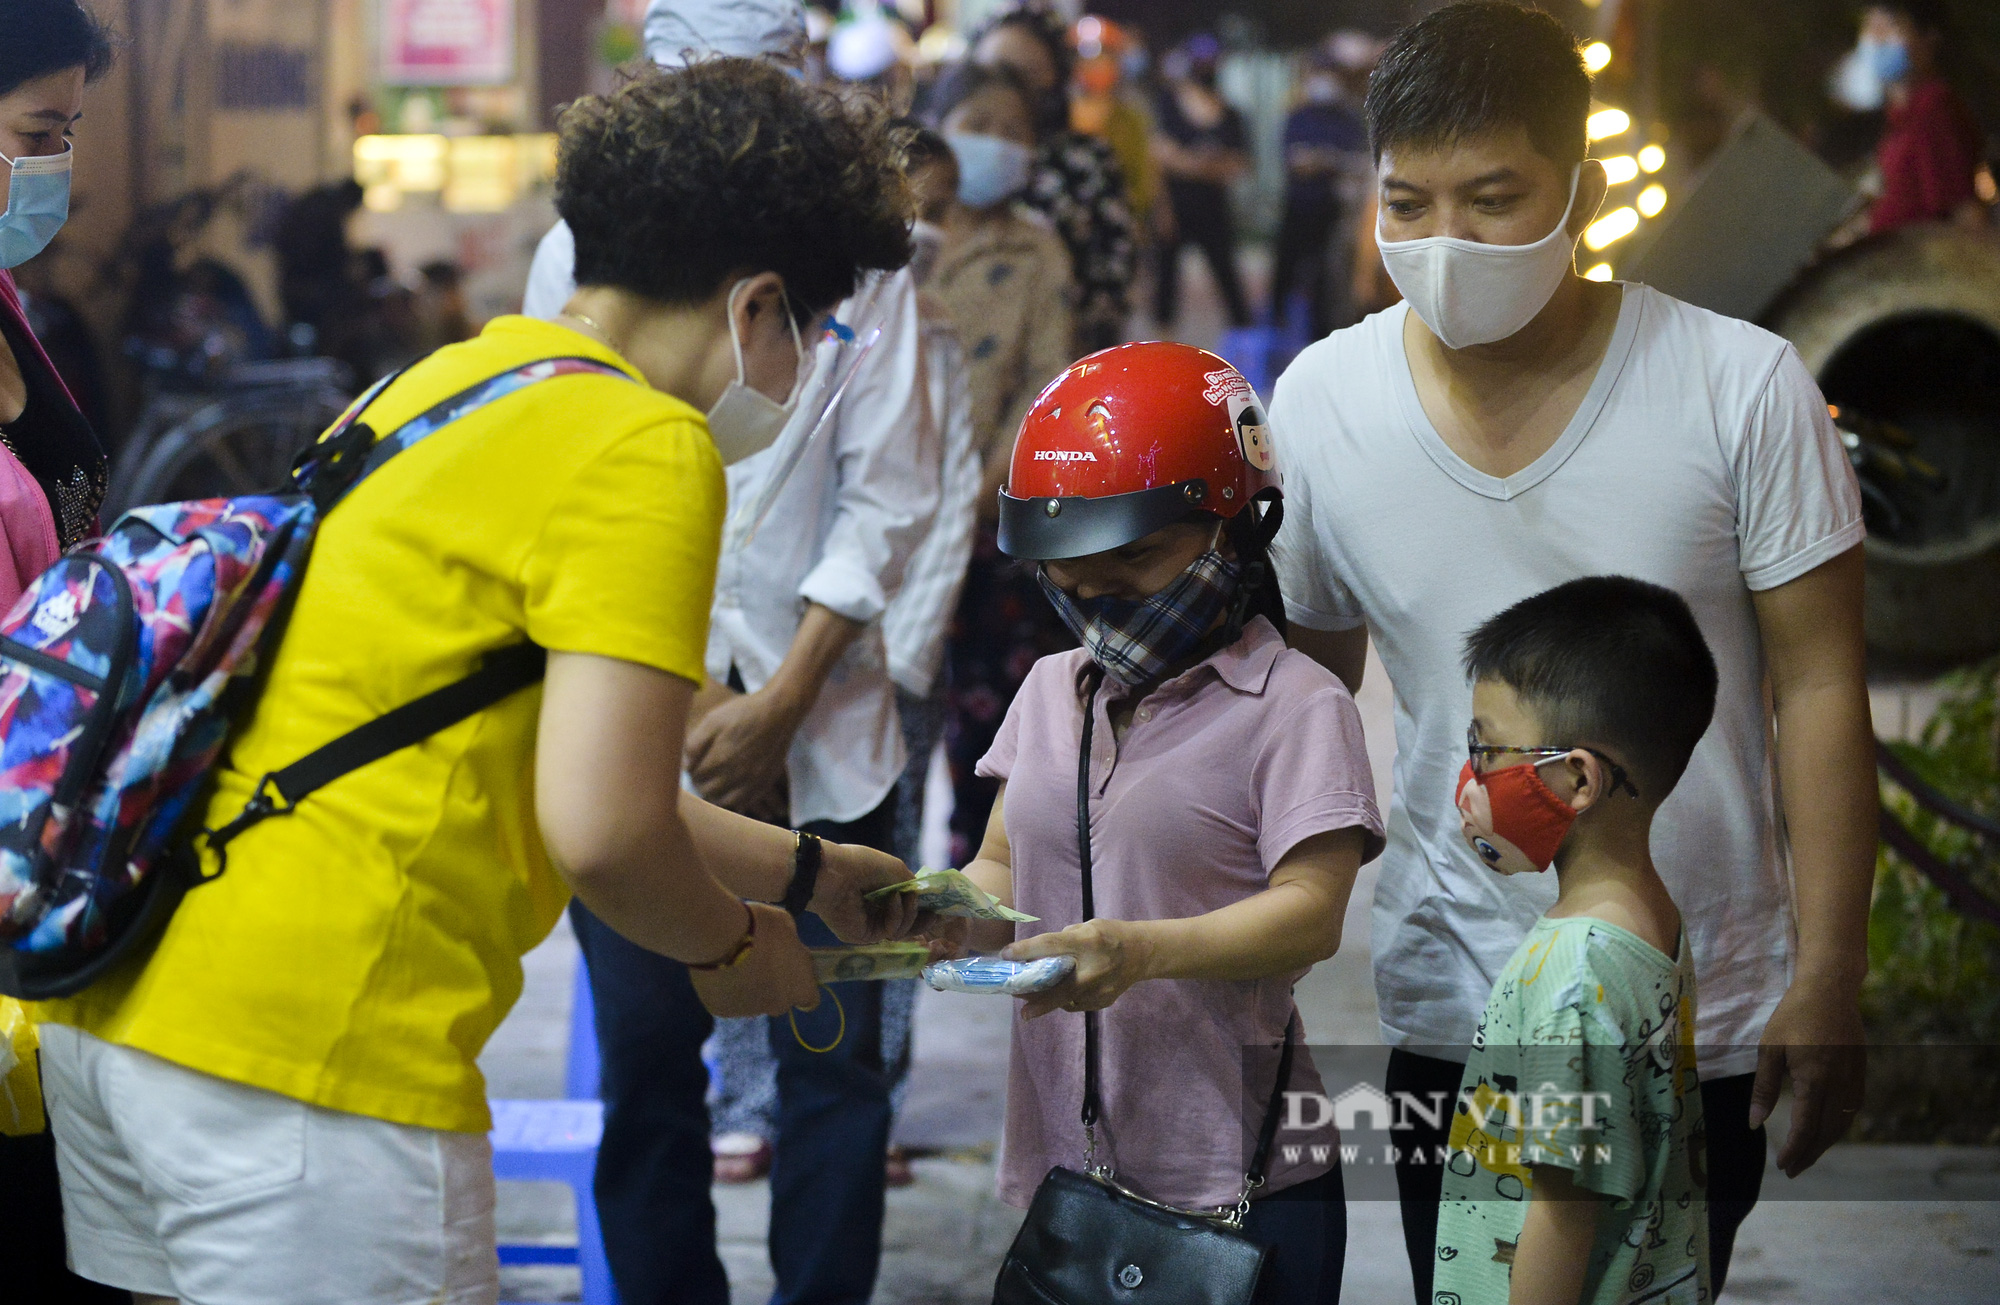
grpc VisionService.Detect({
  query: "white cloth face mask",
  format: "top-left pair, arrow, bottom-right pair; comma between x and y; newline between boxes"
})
706,277 -> 807,465
1376,166 -> 1581,350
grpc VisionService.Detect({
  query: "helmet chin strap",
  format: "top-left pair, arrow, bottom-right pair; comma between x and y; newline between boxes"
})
1221,493 -> 1286,643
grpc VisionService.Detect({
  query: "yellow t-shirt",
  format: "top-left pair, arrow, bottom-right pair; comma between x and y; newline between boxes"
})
36,316 -> 724,1133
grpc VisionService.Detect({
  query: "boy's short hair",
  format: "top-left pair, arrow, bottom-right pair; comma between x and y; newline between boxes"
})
557,59 -> 911,321
1463,576 -> 1718,797
1364,1 -> 1592,169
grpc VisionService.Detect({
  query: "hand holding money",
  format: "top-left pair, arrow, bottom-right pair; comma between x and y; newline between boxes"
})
864,868 -> 1038,922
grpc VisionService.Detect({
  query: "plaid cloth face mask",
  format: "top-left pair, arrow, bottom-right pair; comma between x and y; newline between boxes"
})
1037,544 -> 1243,688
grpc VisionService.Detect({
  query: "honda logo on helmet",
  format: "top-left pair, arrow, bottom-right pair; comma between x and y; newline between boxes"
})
1032,450 -> 1098,462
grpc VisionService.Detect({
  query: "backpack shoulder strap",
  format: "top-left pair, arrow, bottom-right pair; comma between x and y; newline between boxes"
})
201,356 -> 634,871
203,644 -> 546,862
295,356 -> 634,513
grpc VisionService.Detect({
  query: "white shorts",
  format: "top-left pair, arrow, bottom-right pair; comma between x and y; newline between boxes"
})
37,1024 -> 498,1305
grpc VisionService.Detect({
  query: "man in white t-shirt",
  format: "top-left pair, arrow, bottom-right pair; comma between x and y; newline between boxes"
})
1267,5 -> 1877,1300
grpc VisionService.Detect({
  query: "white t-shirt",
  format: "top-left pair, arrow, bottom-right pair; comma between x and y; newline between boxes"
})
1269,284 -> 1864,1078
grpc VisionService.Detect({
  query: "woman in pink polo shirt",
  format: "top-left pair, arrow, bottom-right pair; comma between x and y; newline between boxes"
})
945,342 -> 1383,1305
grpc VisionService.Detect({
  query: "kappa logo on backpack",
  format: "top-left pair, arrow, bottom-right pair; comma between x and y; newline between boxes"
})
0,356 -> 633,999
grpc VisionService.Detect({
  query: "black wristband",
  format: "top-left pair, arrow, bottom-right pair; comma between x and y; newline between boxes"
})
781,830 -> 823,917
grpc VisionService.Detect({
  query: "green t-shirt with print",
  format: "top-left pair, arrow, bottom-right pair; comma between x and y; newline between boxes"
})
1434,915 -> 1710,1305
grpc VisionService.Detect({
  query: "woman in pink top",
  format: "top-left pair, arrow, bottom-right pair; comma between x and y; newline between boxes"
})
0,5 -> 112,614
942,343 -> 1383,1305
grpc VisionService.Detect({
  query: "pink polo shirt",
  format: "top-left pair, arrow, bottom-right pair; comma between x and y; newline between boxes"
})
977,616 -> 1384,1210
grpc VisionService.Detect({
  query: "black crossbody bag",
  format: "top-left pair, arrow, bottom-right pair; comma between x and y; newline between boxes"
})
993,671 -> 1296,1305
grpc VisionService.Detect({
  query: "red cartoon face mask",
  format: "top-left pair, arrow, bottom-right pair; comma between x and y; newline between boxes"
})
1454,759 -> 1578,875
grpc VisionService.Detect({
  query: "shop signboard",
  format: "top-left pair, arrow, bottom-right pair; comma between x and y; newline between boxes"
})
381,0 -> 515,86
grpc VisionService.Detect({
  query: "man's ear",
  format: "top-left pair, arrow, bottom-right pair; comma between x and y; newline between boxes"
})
1569,159 -> 1610,240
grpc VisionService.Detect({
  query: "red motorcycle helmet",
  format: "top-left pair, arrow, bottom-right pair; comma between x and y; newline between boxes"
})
997,342 -> 1281,560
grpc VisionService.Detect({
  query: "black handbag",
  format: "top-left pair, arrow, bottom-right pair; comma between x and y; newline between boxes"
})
993,672 -> 1298,1305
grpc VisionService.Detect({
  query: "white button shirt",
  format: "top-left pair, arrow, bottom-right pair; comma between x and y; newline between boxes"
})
524,223 -> 940,825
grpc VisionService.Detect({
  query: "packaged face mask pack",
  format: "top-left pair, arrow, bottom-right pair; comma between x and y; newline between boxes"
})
924,954 -> 1076,996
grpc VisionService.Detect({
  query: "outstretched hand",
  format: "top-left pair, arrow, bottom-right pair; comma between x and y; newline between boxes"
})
809,841 -> 932,943
1006,919 -> 1155,1021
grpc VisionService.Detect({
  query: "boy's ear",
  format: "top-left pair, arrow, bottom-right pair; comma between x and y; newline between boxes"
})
1560,748 -> 1610,814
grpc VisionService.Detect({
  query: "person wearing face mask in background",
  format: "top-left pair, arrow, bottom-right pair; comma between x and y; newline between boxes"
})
1269,44 -> 1371,342
521,3 -> 941,1299
1067,17 -> 1159,256
932,343 -> 1382,1305
1150,33 -> 1253,330
0,6 -> 121,1301
1266,6 -> 1875,1301
913,61 -> 1082,874
0,0 -> 111,608
1441,576 -> 1718,1305
1857,0 -> 1987,235
970,3 -> 1136,355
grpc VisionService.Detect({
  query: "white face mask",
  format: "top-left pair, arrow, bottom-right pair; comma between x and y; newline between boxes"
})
706,277 -> 808,465
1377,167 -> 1582,350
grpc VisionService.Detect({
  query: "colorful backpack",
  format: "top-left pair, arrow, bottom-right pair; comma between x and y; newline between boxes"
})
0,356 -> 630,999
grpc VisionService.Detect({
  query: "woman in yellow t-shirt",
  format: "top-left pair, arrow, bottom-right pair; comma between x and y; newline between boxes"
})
33,59 -> 928,1305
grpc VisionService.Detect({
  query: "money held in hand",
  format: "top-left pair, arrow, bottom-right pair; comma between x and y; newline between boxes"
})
864,869 -> 1039,922
809,942 -> 933,984
924,955 -> 1076,995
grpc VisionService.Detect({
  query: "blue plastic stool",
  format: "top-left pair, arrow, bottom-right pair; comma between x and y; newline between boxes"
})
492,954 -> 618,1305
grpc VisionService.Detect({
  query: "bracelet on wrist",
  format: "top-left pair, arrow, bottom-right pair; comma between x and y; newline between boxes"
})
689,900 -> 757,972
781,830 -> 824,917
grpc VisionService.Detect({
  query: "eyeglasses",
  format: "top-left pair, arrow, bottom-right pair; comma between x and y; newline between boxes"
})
1466,724 -> 1640,798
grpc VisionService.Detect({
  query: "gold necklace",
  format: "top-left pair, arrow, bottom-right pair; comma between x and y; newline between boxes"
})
561,310 -> 618,351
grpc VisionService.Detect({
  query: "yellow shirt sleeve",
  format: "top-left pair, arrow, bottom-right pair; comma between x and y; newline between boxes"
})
522,413 -> 725,682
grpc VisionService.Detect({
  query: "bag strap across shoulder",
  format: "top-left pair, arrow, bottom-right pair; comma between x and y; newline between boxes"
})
295,355 -> 632,512
1073,670 -> 1296,1219
202,356 -> 634,868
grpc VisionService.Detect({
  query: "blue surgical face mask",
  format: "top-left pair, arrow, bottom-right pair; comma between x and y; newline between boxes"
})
944,132 -> 1034,210
1867,36 -> 1912,86
0,143 -> 73,269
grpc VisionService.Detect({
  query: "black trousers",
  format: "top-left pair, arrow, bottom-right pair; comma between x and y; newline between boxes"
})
1246,1166 -> 1348,1305
572,797 -> 898,1305
1156,181 -> 1252,329
1270,197 -> 1342,340
1386,1048 -> 1766,1304
0,1131 -> 128,1303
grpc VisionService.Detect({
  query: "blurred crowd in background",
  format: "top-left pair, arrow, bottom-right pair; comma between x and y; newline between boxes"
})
12,0 -> 1994,475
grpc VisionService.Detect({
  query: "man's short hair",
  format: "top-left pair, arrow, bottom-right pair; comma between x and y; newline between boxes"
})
557,59 -> 911,319
1364,1 -> 1592,169
1463,576 -> 1718,798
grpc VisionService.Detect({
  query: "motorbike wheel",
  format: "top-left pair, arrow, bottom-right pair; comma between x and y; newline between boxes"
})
1766,226 -> 2000,671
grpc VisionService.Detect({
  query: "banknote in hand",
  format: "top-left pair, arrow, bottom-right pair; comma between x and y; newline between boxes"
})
809,942 -> 934,984
863,868 -> 1039,922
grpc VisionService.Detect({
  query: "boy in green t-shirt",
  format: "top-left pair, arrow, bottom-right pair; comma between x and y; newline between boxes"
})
1438,576 -> 1718,1305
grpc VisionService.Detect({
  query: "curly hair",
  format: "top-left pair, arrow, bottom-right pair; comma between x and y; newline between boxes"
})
557,59 -> 911,319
